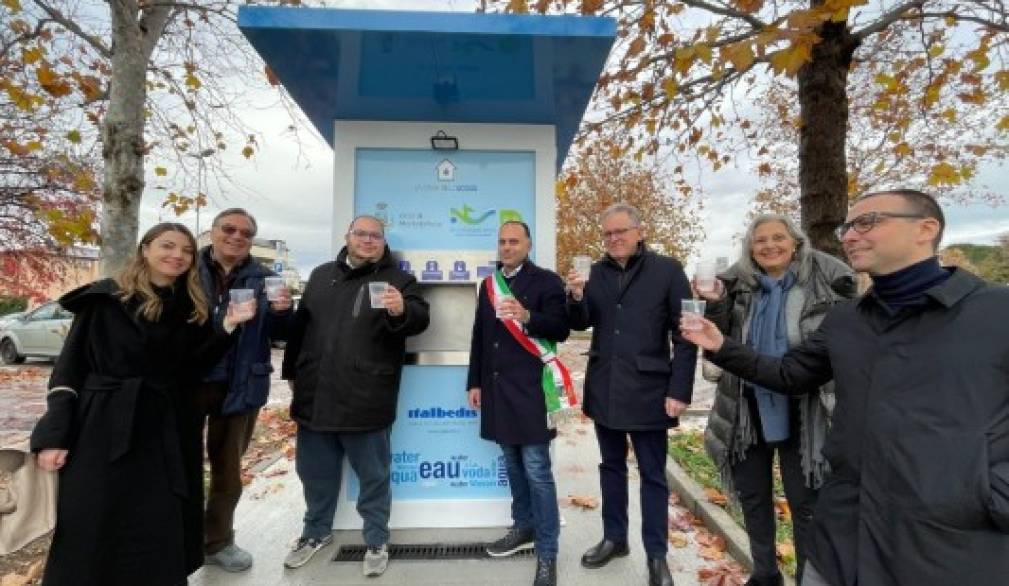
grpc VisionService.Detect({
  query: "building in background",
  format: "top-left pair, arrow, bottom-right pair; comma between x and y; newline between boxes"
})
197,232 -> 304,293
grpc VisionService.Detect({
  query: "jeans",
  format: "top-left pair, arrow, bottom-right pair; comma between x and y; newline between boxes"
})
594,423 -> 669,557
499,442 -> 560,560
295,425 -> 391,546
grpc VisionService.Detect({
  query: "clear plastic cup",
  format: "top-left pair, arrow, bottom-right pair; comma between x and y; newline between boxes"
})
495,294 -> 515,319
573,255 -> 592,281
695,260 -> 718,293
681,299 -> 707,331
369,281 -> 389,309
264,277 -> 285,301
229,288 -> 255,319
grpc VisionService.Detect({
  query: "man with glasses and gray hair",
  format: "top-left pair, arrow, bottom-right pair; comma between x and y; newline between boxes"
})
281,215 -> 429,576
196,207 -> 294,572
565,202 -> 696,586
683,190 -> 1009,586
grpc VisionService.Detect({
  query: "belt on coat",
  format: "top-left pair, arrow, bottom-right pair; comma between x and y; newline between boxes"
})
83,372 -> 189,499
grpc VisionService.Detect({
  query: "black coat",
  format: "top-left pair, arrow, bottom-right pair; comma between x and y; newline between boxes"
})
29,279 -> 231,586
711,268 -> 1009,586
466,262 -> 570,445
569,246 -> 698,431
282,246 -> 429,432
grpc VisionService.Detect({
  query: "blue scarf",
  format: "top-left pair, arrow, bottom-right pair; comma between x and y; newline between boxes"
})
746,269 -> 797,443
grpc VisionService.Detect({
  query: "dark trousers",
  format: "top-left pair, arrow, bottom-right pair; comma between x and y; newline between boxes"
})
193,382 -> 260,555
295,425 -> 392,545
500,442 -> 560,559
594,422 -> 669,557
731,405 -> 818,581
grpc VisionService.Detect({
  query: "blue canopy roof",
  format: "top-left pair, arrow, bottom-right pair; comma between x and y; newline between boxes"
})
237,7 -> 616,171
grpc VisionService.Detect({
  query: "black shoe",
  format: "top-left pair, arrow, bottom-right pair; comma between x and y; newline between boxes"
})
533,558 -> 556,586
486,526 -> 535,557
745,573 -> 784,586
580,538 -> 630,569
647,557 -> 674,586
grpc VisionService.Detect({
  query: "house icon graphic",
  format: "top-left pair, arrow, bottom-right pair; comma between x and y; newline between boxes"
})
436,159 -> 456,182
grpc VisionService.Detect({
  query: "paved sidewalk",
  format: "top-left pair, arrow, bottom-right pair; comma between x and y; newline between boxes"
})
191,411 -> 727,586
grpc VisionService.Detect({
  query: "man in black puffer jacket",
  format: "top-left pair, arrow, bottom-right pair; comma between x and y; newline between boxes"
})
281,215 -> 429,576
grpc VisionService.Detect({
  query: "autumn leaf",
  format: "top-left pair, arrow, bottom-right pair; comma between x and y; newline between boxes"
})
699,546 -> 725,561
704,487 -> 728,506
506,0 -> 528,13
769,43 -> 813,76
241,145 -> 255,159
721,41 -> 754,72
774,496 -> 791,520
732,0 -> 763,13
185,73 -> 202,90
154,166 -> 167,176
776,541 -> 796,564
2,0 -> 21,12
567,494 -> 599,510
927,161 -> 961,186
627,36 -> 646,59
996,115 -> 1009,132
265,65 -> 280,86
68,73 -> 104,101
37,65 -> 73,97
66,129 -> 82,143
580,0 -> 604,14
668,530 -> 689,548
22,46 -> 43,64
661,77 -> 678,97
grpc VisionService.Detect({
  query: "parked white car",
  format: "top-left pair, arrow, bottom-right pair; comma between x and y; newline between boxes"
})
0,302 -> 74,365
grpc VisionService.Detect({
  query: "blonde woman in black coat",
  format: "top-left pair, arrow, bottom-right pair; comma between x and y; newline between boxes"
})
31,222 -> 254,586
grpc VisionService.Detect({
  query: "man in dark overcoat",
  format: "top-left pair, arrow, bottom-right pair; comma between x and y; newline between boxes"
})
566,203 -> 697,586
684,189 -> 1009,586
467,221 -> 569,586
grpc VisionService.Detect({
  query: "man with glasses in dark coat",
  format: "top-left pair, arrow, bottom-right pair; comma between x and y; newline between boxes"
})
281,215 -> 429,577
683,190 -> 1009,586
566,203 -> 697,586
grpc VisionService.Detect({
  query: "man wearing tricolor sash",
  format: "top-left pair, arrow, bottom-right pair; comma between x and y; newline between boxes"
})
566,203 -> 697,586
467,221 -> 571,586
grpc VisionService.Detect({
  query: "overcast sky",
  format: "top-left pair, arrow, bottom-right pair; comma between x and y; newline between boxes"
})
138,0 -> 1009,278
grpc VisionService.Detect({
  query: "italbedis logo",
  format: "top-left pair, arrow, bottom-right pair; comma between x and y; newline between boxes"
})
449,204 -> 496,225
407,406 -> 478,419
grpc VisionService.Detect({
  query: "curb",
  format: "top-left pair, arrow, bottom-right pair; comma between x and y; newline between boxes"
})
665,459 -> 797,586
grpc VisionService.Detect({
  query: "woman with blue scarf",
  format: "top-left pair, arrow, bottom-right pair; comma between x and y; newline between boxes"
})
697,215 -> 856,586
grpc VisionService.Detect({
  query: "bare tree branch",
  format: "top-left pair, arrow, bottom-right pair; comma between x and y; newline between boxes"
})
32,0 -> 113,59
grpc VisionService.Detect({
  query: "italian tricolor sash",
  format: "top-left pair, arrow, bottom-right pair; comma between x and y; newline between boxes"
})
486,270 -> 579,428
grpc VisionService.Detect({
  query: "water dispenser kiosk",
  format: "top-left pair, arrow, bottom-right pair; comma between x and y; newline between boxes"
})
239,6 -> 615,529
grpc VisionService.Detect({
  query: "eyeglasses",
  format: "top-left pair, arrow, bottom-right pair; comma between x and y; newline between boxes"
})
350,229 -> 385,242
218,224 -> 254,239
602,226 -> 638,241
835,212 -> 926,240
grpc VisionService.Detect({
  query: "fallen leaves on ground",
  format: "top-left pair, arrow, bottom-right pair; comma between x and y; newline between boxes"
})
669,509 -> 701,532
668,530 -> 690,548
704,487 -> 729,506
698,561 -> 748,586
696,528 -> 728,561
0,560 -> 43,586
777,541 -> 796,565
774,497 -> 791,521
564,494 -> 599,510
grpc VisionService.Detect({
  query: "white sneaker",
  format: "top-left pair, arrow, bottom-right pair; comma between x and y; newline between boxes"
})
363,543 -> 389,577
283,534 -> 333,569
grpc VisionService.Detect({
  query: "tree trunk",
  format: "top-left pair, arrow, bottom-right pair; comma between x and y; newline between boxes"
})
98,3 -> 171,277
796,12 -> 859,258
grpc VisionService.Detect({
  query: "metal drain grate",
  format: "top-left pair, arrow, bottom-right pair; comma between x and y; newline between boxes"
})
333,543 -> 536,562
